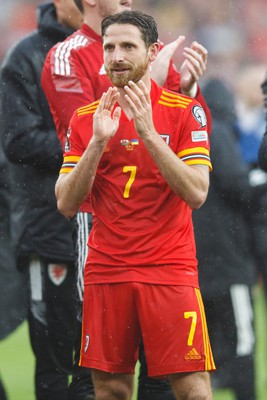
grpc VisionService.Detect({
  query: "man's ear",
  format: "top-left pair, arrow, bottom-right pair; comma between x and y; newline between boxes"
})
83,0 -> 96,6
148,42 -> 160,62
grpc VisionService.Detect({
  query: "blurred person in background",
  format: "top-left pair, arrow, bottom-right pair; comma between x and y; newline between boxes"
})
234,64 -> 267,301
42,1 -> 211,399
0,5 -> 30,390
0,1 -> 93,399
235,63 -> 266,167
258,71 -> 267,182
258,135 -> 267,173
193,78 -> 267,400
0,377 -> 7,400
0,111 -> 27,400
0,0 -> 38,63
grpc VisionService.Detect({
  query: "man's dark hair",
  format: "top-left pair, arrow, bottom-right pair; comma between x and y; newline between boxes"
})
101,10 -> 158,48
73,0 -> 83,13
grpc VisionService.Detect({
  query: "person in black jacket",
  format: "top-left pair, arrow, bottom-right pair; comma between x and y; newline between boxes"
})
259,132 -> 267,171
0,138 -> 27,400
193,79 -> 267,400
259,136 -> 267,171
259,75 -> 267,171
0,2 -> 94,399
0,377 -> 7,400
234,65 -> 267,304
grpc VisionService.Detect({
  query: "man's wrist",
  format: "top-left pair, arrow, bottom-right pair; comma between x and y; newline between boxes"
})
181,82 -> 198,98
90,135 -> 109,150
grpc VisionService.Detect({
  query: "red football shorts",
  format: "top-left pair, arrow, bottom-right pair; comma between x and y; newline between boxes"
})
79,282 -> 215,377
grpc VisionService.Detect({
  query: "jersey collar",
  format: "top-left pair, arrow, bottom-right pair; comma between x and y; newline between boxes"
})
81,23 -> 102,43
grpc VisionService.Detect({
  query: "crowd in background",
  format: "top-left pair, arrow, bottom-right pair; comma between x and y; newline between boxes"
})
1,0 -> 267,85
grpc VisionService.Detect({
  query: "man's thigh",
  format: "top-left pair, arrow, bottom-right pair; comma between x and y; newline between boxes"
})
135,284 -> 215,377
80,283 -> 141,373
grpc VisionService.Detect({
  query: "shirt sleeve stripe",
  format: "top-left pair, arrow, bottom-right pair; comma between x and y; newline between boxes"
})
195,288 -> 216,371
184,159 -> 212,170
178,147 -> 210,157
54,35 -> 88,76
59,155 -> 81,174
158,100 -> 188,108
59,167 -> 75,174
178,147 -> 212,171
161,90 -> 193,103
160,94 -> 192,105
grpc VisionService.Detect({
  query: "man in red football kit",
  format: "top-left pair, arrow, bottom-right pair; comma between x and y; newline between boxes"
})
42,2 -> 212,399
55,10 -> 215,400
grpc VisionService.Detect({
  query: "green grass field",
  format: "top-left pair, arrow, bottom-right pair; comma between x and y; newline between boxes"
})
1,285 -> 267,399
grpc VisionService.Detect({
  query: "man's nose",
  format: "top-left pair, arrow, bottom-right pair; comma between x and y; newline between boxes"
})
112,47 -> 124,62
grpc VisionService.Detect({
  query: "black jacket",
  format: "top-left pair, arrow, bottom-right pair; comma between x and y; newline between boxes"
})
259,132 -> 267,171
258,77 -> 267,171
0,3 -> 76,265
0,141 -> 27,338
193,79 -> 261,298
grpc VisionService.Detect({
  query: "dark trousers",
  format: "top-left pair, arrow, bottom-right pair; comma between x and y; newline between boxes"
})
68,306 -> 95,400
26,257 -> 78,400
137,340 -> 175,400
204,285 -> 255,400
0,378 -> 7,400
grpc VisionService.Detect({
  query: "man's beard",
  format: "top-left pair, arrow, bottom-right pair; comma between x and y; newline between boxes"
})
106,58 -> 149,88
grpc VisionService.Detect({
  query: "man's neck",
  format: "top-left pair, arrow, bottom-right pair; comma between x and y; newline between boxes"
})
83,15 -> 101,35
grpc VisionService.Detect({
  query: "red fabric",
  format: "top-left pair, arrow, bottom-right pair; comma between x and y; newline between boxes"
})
62,81 -> 211,286
80,283 -> 215,375
42,24 -> 110,148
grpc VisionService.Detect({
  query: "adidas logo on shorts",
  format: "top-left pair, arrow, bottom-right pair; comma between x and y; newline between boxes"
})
185,348 -> 201,360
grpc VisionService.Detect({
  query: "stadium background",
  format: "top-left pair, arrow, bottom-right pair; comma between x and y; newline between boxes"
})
1,0 -> 267,82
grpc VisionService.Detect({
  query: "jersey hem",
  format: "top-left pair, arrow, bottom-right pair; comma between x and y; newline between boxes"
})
84,279 -> 199,288
149,361 -> 216,377
79,357 -> 136,374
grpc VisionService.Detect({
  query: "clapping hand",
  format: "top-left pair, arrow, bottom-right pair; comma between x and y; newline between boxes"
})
93,87 -> 121,143
151,36 -> 185,87
124,80 -> 155,139
180,41 -> 208,97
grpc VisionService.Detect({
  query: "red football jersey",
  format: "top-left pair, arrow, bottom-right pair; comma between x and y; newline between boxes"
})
60,81 -> 212,287
42,23 -> 211,149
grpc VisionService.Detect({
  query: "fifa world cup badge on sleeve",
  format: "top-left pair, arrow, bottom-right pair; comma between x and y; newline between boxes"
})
192,105 -> 207,128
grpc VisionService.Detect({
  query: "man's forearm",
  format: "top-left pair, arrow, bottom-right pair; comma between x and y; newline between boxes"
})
56,137 -> 106,218
141,131 -> 209,210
